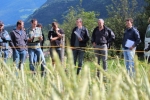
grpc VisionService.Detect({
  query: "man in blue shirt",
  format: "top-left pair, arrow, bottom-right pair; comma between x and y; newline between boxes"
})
9,20 -> 27,69
122,18 -> 141,76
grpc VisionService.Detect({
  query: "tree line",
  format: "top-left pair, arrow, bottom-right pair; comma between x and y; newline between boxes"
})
41,0 -> 147,60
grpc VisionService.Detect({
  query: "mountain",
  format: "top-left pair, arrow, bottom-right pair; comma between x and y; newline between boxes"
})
0,0 -> 46,26
25,0 -> 145,26
25,0 -> 111,25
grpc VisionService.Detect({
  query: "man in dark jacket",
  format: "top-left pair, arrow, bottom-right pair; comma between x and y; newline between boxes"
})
122,18 -> 141,76
9,20 -> 27,69
0,21 -> 11,62
70,18 -> 89,75
91,18 -> 115,77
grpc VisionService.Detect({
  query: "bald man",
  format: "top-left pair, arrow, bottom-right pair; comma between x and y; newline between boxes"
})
91,18 -> 115,77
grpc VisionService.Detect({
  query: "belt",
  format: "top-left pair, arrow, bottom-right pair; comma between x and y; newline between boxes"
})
96,43 -> 106,46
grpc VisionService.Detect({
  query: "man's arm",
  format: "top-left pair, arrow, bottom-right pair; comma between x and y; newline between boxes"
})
9,31 -> 16,50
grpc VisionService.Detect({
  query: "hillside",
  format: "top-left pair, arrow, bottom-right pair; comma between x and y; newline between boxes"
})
25,0 -> 112,25
25,0 -> 145,26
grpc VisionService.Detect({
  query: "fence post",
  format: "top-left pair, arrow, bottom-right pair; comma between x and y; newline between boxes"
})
61,34 -> 65,66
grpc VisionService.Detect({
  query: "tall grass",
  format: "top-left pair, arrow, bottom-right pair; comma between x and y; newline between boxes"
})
0,48 -> 149,100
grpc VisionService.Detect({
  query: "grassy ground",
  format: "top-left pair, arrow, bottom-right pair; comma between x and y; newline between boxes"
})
1,48 -> 150,100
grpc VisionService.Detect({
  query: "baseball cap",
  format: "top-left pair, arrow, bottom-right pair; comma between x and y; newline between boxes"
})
0,21 -> 4,25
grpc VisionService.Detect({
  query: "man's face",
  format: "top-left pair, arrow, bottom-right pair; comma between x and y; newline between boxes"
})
32,21 -> 37,28
98,20 -> 104,28
76,20 -> 82,27
0,24 -> 4,30
52,24 -> 58,30
18,22 -> 24,30
126,20 -> 132,28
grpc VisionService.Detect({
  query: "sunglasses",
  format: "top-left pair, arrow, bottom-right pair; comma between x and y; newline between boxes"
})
0,25 -> 3,26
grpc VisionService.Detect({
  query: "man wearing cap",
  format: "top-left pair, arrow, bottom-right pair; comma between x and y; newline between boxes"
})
0,21 -> 11,62
122,18 -> 141,76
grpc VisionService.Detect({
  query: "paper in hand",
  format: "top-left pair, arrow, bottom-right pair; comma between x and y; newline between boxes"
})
33,36 -> 40,42
125,39 -> 134,48
33,28 -> 42,42
74,31 -> 82,39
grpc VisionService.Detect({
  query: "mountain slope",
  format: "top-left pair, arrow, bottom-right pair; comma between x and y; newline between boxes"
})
0,0 -> 46,25
25,0 -> 144,26
25,0 -> 112,25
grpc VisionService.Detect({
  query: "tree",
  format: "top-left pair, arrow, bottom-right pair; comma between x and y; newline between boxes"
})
105,0 -> 139,56
60,6 -> 99,60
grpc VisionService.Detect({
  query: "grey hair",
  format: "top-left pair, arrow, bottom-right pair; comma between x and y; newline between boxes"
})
98,18 -> 104,23
77,18 -> 82,22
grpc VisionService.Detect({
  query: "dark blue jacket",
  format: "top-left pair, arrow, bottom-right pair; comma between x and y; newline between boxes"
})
122,27 -> 141,49
9,29 -> 27,51
0,29 -> 11,50
71,26 -> 89,47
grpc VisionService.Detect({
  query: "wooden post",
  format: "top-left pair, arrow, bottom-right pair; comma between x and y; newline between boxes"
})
61,34 -> 65,66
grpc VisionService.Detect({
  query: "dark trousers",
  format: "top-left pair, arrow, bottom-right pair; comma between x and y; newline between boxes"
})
73,49 -> 85,75
49,47 -> 61,62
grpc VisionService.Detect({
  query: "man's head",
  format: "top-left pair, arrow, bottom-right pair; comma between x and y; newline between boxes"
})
125,18 -> 133,28
52,22 -> 58,30
31,19 -> 38,28
98,19 -> 104,28
0,21 -> 4,31
76,18 -> 82,28
16,20 -> 24,30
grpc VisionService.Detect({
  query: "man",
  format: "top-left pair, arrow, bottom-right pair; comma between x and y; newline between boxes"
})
27,19 -> 46,76
70,18 -> 89,75
48,22 -> 64,64
91,18 -> 115,77
9,20 -> 27,69
122,18 -> 141,75
0,21 -> 11,62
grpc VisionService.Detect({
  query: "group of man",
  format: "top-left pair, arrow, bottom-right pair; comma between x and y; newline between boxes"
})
0,17 -> 141,77
0,19 -> 46,76
70,18 -> 140,76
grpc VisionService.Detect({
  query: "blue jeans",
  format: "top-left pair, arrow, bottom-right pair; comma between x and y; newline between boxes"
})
13,50 -> 27,69
2,49 -> 8,62
72,49 -> 85,74
28,48 -> 46,72
123,48 -> 136,73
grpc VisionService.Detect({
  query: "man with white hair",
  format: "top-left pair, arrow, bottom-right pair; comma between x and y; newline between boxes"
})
91,18 -> 115,77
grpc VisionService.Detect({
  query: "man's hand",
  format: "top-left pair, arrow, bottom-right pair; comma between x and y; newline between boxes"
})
129,46 -> 134,50
50,37 -> 59,42
93,42 -> 96,47
78,37 -> 82,41
38,36 -> 43,41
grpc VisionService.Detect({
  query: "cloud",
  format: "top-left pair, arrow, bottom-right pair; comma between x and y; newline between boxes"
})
20,14 -> 30,20
19,9 -> 37,12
